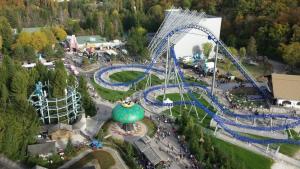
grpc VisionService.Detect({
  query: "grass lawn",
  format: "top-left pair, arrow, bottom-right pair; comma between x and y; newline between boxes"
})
109,71 -> 145,82
157,93 -> 215,127
212,137 -> 273,169
68,150 -> 115,169
109,71 -> 163,88
141,117 -> 157,137
92,79 -> 135,102
93,71 -> 163,102
240,132 -> 300,157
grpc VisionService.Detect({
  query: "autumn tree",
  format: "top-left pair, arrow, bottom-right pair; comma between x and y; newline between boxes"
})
41,28 -> 56,45
15,32 -> 32,47
31,31 -> 49,51
52,26 -> 67,41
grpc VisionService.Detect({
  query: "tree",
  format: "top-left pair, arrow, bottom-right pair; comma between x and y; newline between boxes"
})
291,24 -> 300,42
0,35 -> 2,50
43,45 -> 55,60
64,138 -> 76,157
239,47 -> 246,60
227,47 -> 238,57
247,36 -> 257,58
0,83 -> 8,108
14,32 -> 32,47
52,26 -> 67,41
52,61 -> 68,98
182,0 -> 192,9
30,31 -> 49,52
54,44 -> 65,58
202,42 -> 213,57
10,70 -> 29,108
126,26 -> 148,61
280,42 -> 300,71
0,16 -> 13,52
41,28 -> 56,45
78,76 -> 96,117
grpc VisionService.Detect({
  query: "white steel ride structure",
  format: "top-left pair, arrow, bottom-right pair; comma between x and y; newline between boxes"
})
29,81 -> 83,124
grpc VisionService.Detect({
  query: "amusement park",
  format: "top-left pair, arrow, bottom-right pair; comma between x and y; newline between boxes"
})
0,2 -> 300,169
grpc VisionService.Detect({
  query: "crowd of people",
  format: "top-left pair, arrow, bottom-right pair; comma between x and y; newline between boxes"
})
148,114 -> 201,169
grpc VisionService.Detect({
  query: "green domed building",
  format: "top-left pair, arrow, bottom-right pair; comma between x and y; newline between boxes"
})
112,98 -> 144,131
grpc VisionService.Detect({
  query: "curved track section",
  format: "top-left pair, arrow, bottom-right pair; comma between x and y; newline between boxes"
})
94,64 -> 164,91
96,63 -> 300,144
94,23 -> 300,144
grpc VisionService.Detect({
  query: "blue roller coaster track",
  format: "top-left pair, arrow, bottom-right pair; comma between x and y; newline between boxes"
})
95,24 -> 300,144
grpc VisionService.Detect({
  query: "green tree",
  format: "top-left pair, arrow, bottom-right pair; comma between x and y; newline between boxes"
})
127,26 -> 148,61
247,36 -> 257,58
54,44 -> 65,58
291,25 -> 300,42
65,138 -> 76,157
10,70 -> 29,109
0,16 -> 13,52
239,47 -> 246,60
227,47 -> 238,57
280,42 -> 300,71
182,0 -> 192,9
52,62 -> 68,98
0,35 -> 2,50
43,45 -> 55,60
0,83 -> 8,108
202,42 -> 213,57
78,76 -> 96,117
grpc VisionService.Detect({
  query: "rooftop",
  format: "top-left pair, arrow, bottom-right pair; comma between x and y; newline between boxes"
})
134,136 -> 163,166
21,27 -> 42,33
27,141 -> 56,156
271,73 -> 300,100
76,35 -> 107,44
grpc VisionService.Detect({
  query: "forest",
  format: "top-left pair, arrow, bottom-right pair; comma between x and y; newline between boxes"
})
0,0 -> 299,64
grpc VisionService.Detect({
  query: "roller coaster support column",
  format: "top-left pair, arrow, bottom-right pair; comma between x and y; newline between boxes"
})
276,146 -> 280,154
163,37 -> 171,100
211,44 -> 219,95
214,125 -> 219,135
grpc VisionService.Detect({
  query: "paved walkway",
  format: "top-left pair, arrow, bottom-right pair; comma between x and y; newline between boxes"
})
102,147 -> 129,169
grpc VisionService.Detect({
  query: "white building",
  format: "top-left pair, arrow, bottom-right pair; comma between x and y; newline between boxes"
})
165,10 -> 222,59
271,73 -> 300,109
67,35 -> 125,51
